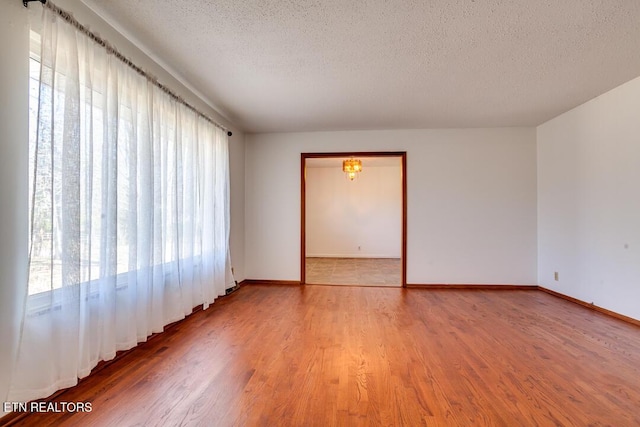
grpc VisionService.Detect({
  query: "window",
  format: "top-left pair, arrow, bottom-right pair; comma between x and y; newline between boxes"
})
12,7 -> 234,403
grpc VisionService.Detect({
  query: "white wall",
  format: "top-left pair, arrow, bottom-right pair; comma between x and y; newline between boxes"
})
229,133 -> 246,282
0,1 -> 244,415
245,128 -> 537,284
0,0 -> 30,416
537,75 -> 640,321
306,165 -> 402,258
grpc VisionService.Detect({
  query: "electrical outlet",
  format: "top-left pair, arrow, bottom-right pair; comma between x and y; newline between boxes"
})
554,272 -> 559,281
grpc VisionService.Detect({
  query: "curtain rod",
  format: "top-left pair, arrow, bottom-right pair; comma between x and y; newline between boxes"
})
23,0 -> 233,137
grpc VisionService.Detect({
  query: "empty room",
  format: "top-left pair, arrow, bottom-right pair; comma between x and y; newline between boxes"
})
2,0 -> 640,425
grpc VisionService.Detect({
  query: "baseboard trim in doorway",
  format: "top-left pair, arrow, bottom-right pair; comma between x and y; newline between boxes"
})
405,284 -> 538,290
538,286 -> 640,328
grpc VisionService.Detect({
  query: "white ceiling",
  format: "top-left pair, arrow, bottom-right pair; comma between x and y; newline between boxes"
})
83,0 -> 640,133
307,157 -> 401,168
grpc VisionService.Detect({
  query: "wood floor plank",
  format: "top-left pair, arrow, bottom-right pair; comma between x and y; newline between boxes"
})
6,285 -> 640,426
305,258 -> 402,287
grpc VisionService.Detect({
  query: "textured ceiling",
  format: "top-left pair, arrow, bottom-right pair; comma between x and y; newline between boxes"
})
83,0 -> 640,133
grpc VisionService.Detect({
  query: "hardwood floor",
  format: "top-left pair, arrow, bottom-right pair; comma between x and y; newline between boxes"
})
305,257 -> 401,287
6,285 -> 640,426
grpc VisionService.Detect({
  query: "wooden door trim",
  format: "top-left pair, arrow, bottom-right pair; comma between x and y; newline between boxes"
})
301,151 -> 407,287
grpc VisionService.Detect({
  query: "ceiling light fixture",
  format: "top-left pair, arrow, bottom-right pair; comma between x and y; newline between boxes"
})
342,158 -> 363,181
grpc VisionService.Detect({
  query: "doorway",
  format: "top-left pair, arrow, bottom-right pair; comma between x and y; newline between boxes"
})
301,152 -> 407,287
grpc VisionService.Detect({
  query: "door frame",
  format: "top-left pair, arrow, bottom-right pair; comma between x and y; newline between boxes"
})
300,151 -> 407,287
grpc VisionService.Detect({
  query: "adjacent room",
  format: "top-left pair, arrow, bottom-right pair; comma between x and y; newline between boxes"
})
304,155 -> 404,287
2,0 -> 640,425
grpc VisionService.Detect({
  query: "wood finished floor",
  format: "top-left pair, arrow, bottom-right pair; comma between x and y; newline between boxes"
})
8,285 -> 640,426
305,257 -> 401,287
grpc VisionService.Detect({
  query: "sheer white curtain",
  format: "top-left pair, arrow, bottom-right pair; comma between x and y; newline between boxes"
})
9,6 -> 234,402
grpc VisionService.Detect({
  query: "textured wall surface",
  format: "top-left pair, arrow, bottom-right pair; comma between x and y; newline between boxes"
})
85,0 -> 640,132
